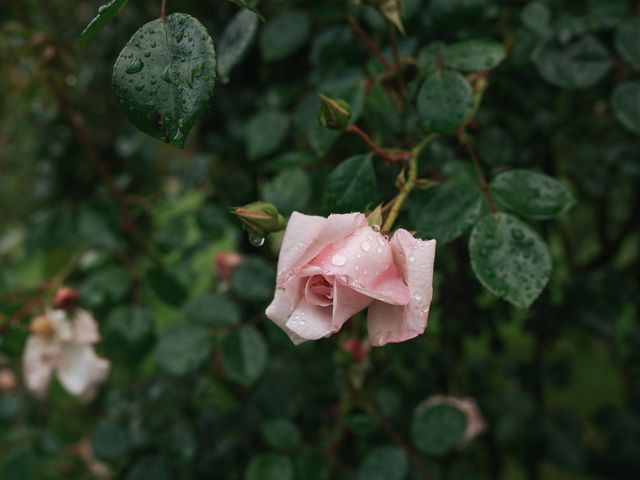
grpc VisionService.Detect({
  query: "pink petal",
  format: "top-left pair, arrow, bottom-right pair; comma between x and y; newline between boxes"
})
275,212 -> 367,286
311,226 -> 410,305
56,344 -> 110,399
331,282 -> 373,328
284,300 -> 334,342
265,276 -> 305,343
367,229 -> 436,346
22,336 -> 60,398
73,310 -> 101,344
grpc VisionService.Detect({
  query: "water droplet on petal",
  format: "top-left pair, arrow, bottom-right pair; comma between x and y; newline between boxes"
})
331,254 -> 346,266
377,237 -> 386,246
360,241 -> 371,252
414,293 -> 423,301
409,255 -> 416,262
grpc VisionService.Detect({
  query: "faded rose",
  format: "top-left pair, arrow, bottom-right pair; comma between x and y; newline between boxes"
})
23,309 -> 110,400
266,212 -> 436,346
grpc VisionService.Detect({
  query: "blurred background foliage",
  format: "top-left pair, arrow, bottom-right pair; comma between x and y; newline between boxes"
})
0,0 -> 639,479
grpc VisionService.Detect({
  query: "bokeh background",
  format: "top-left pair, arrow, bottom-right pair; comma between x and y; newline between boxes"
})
1,0 -> 639,479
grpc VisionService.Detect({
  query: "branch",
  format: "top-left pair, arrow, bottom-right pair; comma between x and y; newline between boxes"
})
461,136 -> 497,214
160,0 -> 167,19
346,15 -> 393,69
347,124 -> 411,163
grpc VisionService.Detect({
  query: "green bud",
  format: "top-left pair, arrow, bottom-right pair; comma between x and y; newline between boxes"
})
318,93 -> 351,132
231,201 -> 287,239
367,0 -> 405,34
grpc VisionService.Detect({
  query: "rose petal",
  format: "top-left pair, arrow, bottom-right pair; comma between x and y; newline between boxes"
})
265,276 -> 305,343
48,309 -> 73,341
56,344 -> 110,399
332,282 -> 373,328
22,336 -> 60,398
275,212 -> 367,285
285,300 -> 334,341
73,310 -> 101,344
367,229 -> 436,346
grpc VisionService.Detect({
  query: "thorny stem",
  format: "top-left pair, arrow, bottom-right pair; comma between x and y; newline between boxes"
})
160,0 -> 167,19
346,15 -> 393,69
346,124 -> 411,163
382,134 -> 439,232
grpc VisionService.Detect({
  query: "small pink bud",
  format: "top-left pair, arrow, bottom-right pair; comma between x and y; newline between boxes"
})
214,252 -> 244,281
53,287 -> 79,310
0,368 -> 18,392
342,338 -> 368,363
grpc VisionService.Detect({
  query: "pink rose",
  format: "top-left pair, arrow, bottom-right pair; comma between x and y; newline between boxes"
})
266,212 -> 436,346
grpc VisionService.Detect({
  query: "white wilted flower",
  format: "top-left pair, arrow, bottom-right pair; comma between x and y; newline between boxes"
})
23,309 -> 110,400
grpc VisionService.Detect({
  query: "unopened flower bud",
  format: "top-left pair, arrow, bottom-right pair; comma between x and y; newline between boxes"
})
53,287 -> 79,310
232,201 -> 287,241
318,93 -> 351,132
342,338 -> 368,363
30,314 -> 55,338
214,251 -> 244,281
0,368 -> 18,392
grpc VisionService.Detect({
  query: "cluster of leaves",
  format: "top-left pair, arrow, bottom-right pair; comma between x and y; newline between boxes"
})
1,1 -> 639,479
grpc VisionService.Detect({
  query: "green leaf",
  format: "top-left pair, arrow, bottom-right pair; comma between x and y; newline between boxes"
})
520,1 -> 551,35
246,110 -> 290,159
146,267 -> 187,307
417,70 -> 474,133
442,39 -> 506,72
491,170 -> 575,219
260,11 -> 311,62
156,325 -> 212,375
231,256 -> 276,303
246,454 -> 293,480
226,0 -> 264,21
532,35 -> 611,89
220,325 -> 268,387
264,151 -> 318,171
357,445 -> 409,480
416,183 -> 484,244
260,419 -> 302,451
196,201 -> 229,238
125,457 -> 171,480
262,168 -> 312,216
105,306 -> 155,363
92,422 -> 129,463
469,213 -> 552,309
611,82 -> 640,135
323,154 -> 378,213
411,404 -> 467,456
217,9 -> 259,83
112,13 -> 216,148
614,17 -> 640,71
184,293 -> 240,327
79,265 -> 131,307
78,0 -> 128,47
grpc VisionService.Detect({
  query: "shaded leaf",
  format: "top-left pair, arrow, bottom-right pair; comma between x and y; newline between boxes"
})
79,0 -> 128,46
220,326 -> 268,387
611,82 -> 640,135
217,9 -> 259,83
469,213 -> 552,308
614,17 -> 640,71
112,13 -> 216,148
411,404 -> 466,456
442,39 -> 506,72
323,154 -> 378,213
260,11 -> 310,62
156,325 -> 212,375
417,70 -> 473,133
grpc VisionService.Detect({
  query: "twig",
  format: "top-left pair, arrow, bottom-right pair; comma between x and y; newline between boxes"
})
160,0 -> 167,19
346,15 -> 393,69
462,137 -> 497,214
346,124 -> 411,163
382,134 -> 438,232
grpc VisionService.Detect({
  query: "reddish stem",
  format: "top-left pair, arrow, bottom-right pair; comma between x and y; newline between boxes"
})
346,15 -> 393,69
160,0 -> 166,19
346,124 -> 411,163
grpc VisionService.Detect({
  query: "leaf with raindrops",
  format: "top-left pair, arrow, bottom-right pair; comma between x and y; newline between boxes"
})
491,169 -> 575,219
417,69 -> 474,134
217,9 -> 259,83
469,213 -> 552,309
78,0 -> 128,46
112,13 -> 216,148
441,39 -> 506,73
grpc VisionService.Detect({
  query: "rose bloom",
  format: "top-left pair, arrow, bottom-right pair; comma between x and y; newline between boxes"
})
423,395 -> 487,443
266,212 -> 436,346
23,309 -> 110,400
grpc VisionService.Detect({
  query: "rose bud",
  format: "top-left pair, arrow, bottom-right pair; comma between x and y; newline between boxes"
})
53,286 -> 79,310
0,368 -> 18,392
318,93 -> 351,132
422,395 -> 487,444
342,338 -> 368,363
214,251 -> 244,281
266,212 -> 436,346
231,201 -> 287,246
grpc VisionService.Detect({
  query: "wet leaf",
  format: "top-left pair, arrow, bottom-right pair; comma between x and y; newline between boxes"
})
112,13 -> 216,148
611,82 -> 640,135
417,69 -> 473,133
79,0 -> 128,46
469,213 -> 552,308
614,17 -> 640,71
412,404 -> 467,456
323,154 -> 378,213
260,11 -> 311,62
220,326 -> 268,387
442,39 -> 506,72
217,9 -> 259,83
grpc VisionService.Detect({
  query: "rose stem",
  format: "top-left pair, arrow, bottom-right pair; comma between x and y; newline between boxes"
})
346,15 -> 393,69
382,133 -> 439,232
